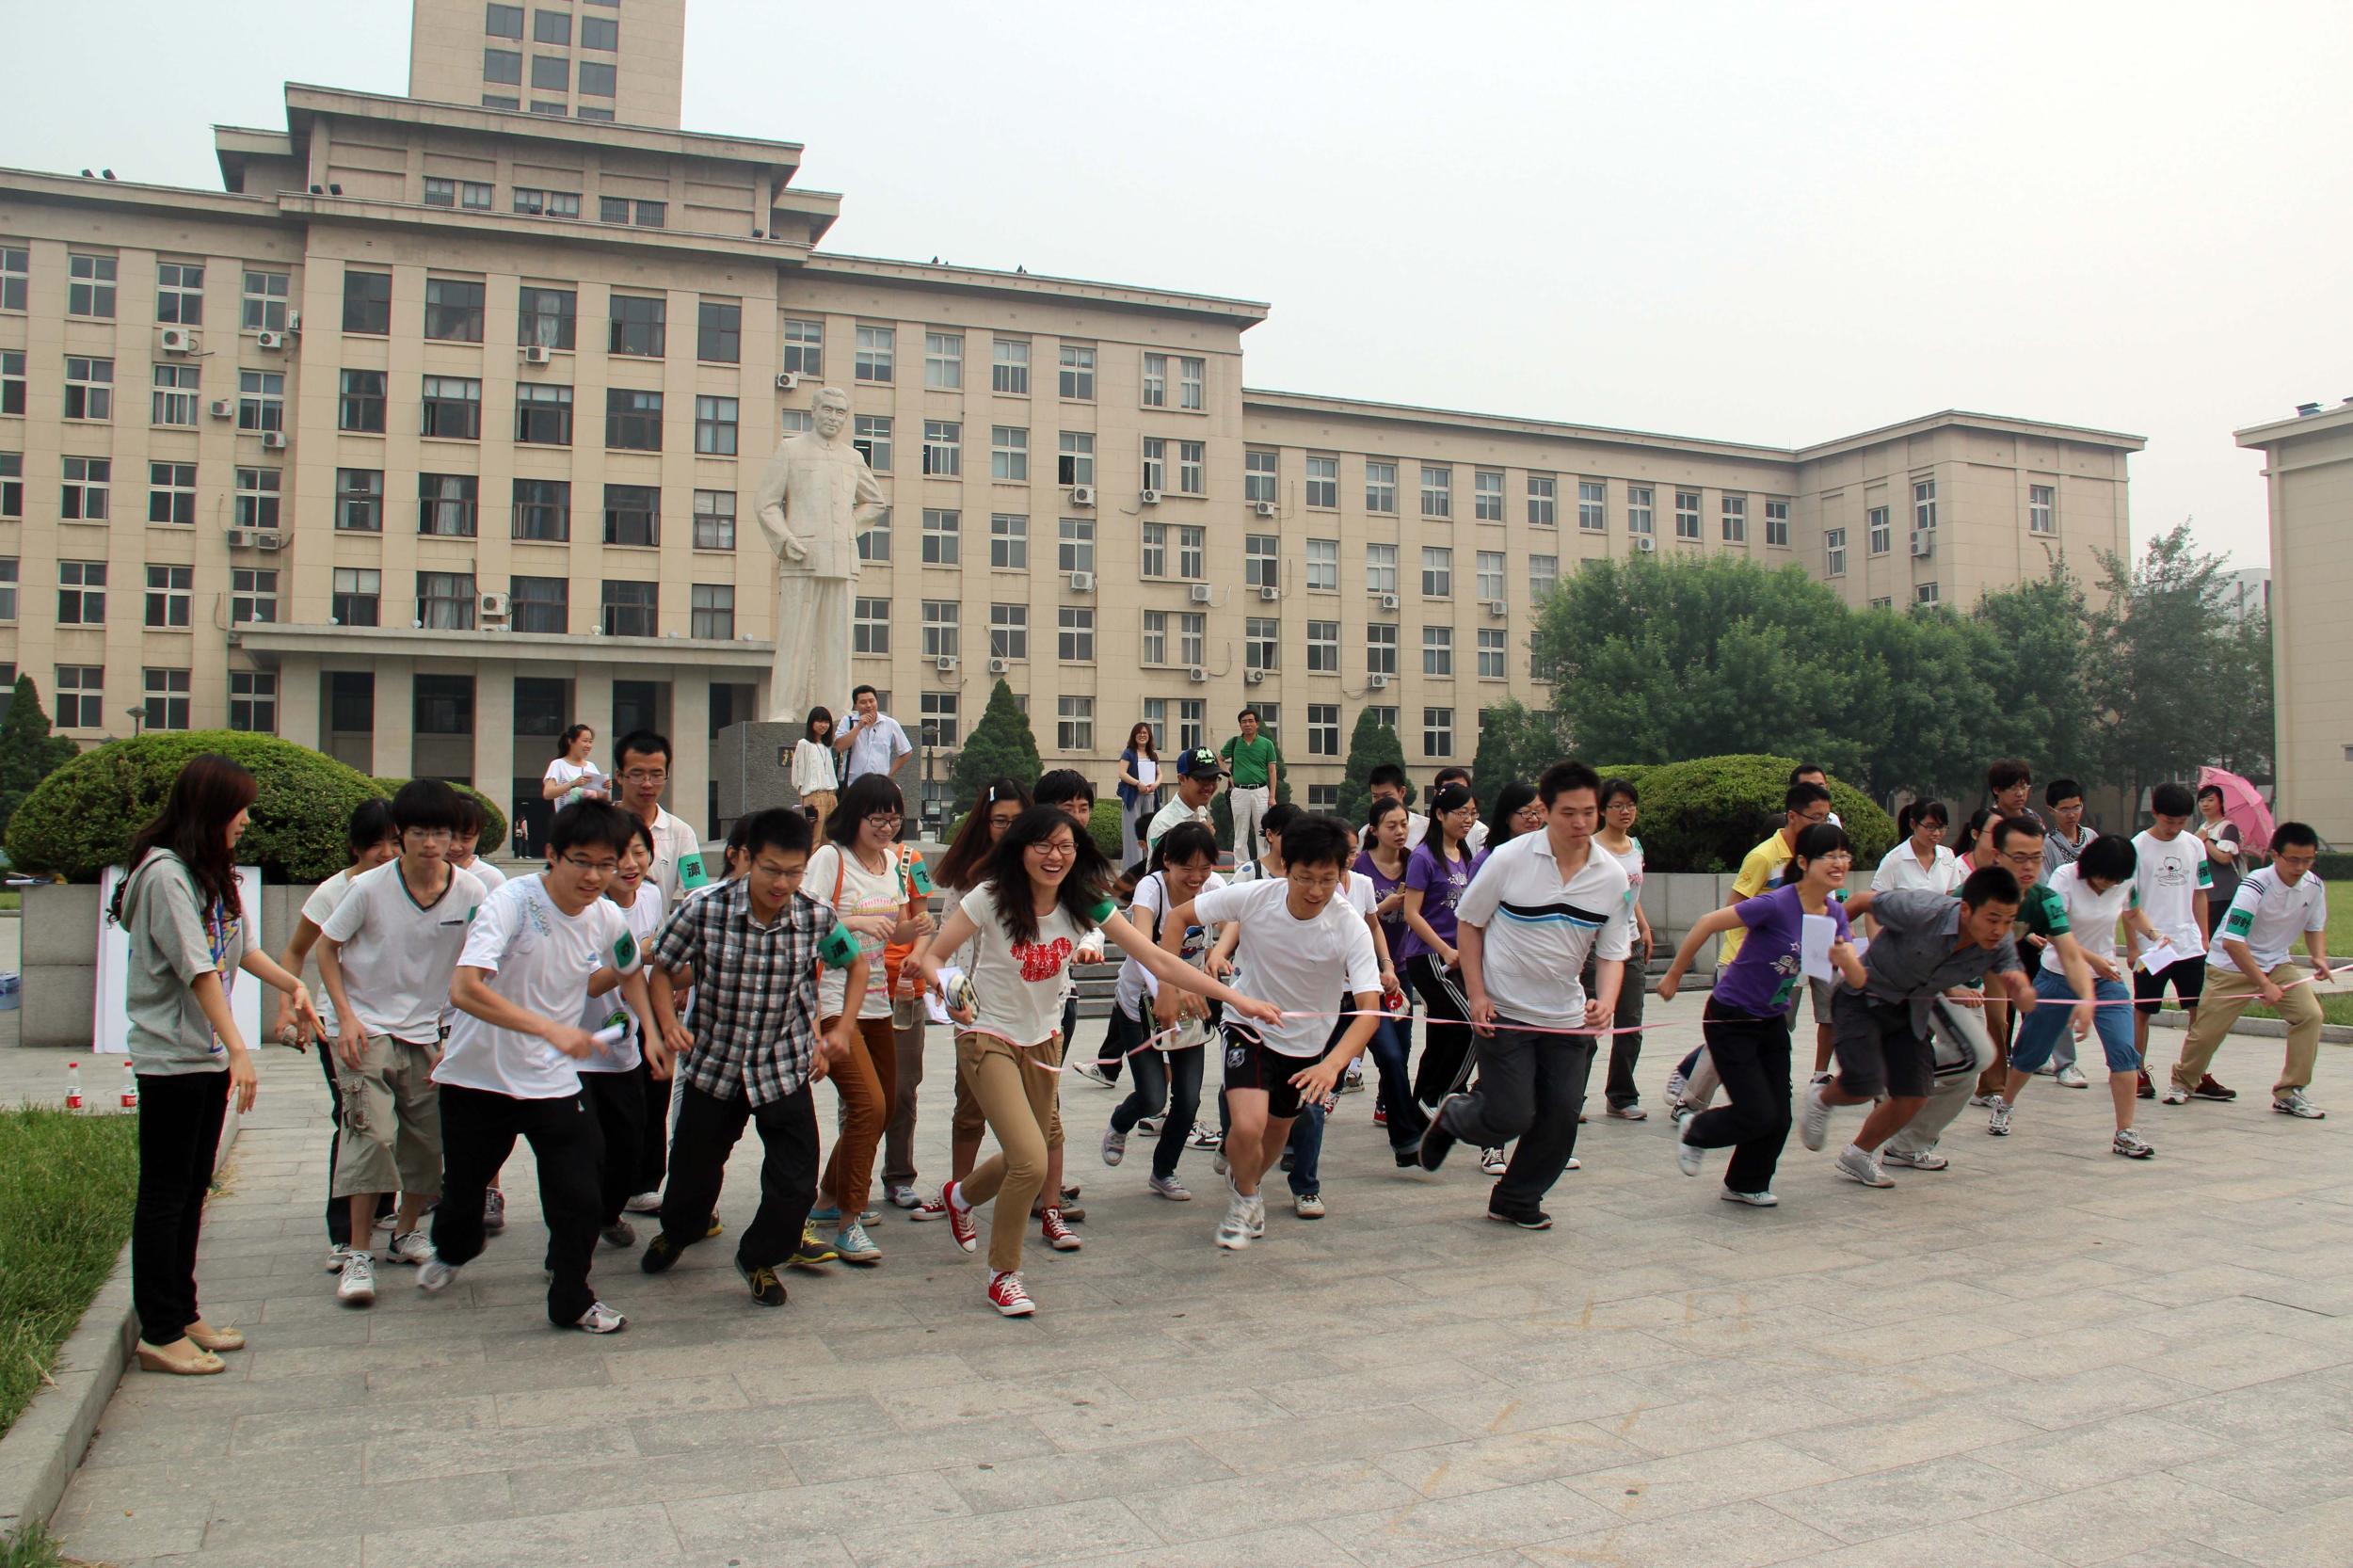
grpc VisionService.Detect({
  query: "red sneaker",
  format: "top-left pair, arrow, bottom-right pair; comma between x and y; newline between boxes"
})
1372,1105 -> 1387,1126
1040,1207 -> 1081,1252
985,1270 -> 1035,1317
943,1179 -> 977,1254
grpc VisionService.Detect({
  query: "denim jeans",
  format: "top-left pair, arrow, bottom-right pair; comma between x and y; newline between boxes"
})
1108,1004 -> 1207,1180
1286,1100 -> 1325,1195
1365,1015 -> 1425,1149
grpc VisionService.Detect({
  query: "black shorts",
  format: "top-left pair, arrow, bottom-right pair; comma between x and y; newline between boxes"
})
1221,1022 -> 1326,1121
1829,988 -> 1935,1101
2133,955 -> 2207,1016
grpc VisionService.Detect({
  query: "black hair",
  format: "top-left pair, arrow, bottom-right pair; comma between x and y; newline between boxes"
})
1368,762 -> 1410,792
623,815 -> 658,857
851,683 -> 878,705
557,723 -> 593,755
826,773 -> 905,848
1033,768 -> 1096,809
1366,796 -> 1407,834
1897,799 -> 1948,838
1126,721 -> 1158,761
2273,821 -> 2321,853
1433,766 -> 1472,788
984,803 -> 1112,945
1780,821 -> 1853,886
1958,806 -> 2001,855
1991,813 -> 2045,853
1259,801 -> 1300,841
1236,707 -> 1260,724
1488,780 -> 1539,848
2150,782 -> 2196,818
391,777 -> 465,835
1787,762 -> 1827,785
935,776 -> 1031,890
1279,812 -> 1353,872
347,797 -> 398,855
2197,783 -> 2225,807
1960,865 -> 2024,908
1785,781 -> 1833,814
739,807 -> 813,864
615,729 -> 672,768
1151,820 -> 1221,872
548,799 -> 636,857
2043,778 -> 2083,808
1987,758 -> 2032,793
805,707 -> 834,744
119,753 -> 257,920
2079,833 -> 2137,884
1539,759 -> 1601,807
1599,776 -> 1641,811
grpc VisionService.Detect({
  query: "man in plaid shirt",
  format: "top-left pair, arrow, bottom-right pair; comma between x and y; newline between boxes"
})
640,808 -> 867,1306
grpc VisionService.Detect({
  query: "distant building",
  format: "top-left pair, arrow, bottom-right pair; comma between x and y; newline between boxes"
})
2218,566 -> 2271,623
2237,401 -> 2353,841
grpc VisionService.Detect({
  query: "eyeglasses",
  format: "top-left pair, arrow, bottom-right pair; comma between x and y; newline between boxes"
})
620,769 -> 667,784
865,811 -> 903,826
1027,840 -> 1076,859
1606,801 -> 1638,812
559,855 -> 621,874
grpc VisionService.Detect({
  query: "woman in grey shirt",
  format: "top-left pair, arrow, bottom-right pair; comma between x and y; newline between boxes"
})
114,755 -> 321,1374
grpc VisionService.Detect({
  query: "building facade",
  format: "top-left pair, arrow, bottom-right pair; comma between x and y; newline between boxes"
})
2238,402 -> 2353,843
0,0 -> 2142,842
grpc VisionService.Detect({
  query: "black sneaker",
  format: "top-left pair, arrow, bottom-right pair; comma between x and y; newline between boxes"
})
735,1256 -> 788,1307
2192,1075 -> 2237,1102
639,1234 -> 683,1274
1394,1147 -> 1422,1170
1486,1207 -> 1553,1230
1417,1093 -> 1465,1172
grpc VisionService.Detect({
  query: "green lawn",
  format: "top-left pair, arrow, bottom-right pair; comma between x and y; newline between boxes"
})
0,1106 -> 138,1437
2243,907 -> 2350,1026
0,1522 -> 66,1568
0,892 -> 20,912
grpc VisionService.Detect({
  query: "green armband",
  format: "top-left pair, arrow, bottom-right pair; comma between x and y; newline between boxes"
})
1087,896 -> 1118,925
817,924 -> 862,968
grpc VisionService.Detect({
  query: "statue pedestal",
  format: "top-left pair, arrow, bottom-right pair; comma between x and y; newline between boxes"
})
715,721 -> 802,832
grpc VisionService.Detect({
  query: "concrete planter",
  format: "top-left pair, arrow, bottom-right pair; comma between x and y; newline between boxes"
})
1639,872 -> 1737,974
18,881 -> 321,1048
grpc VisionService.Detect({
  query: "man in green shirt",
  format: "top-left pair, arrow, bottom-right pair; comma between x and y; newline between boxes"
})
1220,708 -> 1281,864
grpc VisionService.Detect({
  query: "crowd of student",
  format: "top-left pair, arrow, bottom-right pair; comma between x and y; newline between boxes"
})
109,728 -> 2333,1374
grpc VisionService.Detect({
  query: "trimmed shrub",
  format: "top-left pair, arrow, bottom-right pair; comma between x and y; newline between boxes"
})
8,732 -> 387,884
374,776 -> 508,858
1631,753 -> 1895,874
2315,853 -> 2353,885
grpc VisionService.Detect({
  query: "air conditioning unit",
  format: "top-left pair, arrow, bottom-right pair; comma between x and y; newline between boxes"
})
1634,536 -> 1657,552
1067,570 -> 1095,593
934,654 -> 958,673
1189,584 -> 1214,604
1369,672 -> 1391,691
987,656 -> 1011,674
1911,530 -> 1934,558
479,591 -> 512,617
775,371 -> 802,391
1068,485 -> 1096,507
226,528 -> 284,551
261,430 -> 288,449
1138,488 -> 1162,506
208,398 -> 236,420
1251,500 -> 1277,518
1378,593 -> 1400,612
256,330 -> 286,350
521,344 -> 552,365
286,311 -> 302,333
1186,665 -> 1208,684
1257,584 -> 1281,601
1486,600 -> 1508,618
160,328 -> 198,354
1243,668 -> 1265,686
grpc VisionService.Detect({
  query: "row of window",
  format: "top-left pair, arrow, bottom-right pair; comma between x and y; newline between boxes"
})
479,49 -> 618,99
25,660 -> 274,734
484,5 -> 620,51
1,354 -> 288,430
0,253 -> 293,330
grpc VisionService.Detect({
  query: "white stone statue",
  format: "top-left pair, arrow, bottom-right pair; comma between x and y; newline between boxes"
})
752,386 -> 887,723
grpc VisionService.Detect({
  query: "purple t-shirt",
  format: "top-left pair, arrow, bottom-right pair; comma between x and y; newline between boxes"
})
1353,850 -> 1408,954
1710,884 -> 1850,1017
1398,840 -> 1475,962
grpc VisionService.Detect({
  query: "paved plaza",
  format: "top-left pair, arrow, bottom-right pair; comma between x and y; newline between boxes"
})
25,992 -> 2353,1568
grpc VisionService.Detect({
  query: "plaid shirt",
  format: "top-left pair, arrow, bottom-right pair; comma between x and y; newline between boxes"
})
650,879 -> 834,1107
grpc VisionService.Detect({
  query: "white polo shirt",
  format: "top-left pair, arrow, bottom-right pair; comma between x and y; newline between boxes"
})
840,712 -> 911,784
1454,829 -> 1632,1030
643,805 -> 705,904
2209,866 -> 2329,971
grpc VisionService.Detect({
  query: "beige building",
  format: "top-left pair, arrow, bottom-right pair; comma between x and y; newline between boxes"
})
2239,400 -> 2353,843
0,1 -> 2142,844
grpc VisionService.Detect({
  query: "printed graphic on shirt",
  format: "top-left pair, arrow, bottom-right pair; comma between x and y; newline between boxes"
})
1015,936 -> 1074,983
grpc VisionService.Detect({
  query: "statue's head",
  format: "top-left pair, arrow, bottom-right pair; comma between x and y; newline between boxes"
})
811,387 -> 851,440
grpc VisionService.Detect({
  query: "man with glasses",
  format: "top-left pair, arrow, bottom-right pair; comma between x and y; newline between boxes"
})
2167,821 -> 2334,1120
312,780 -> 487,1304
614,730 -> 705,904
835,684 -> 912,790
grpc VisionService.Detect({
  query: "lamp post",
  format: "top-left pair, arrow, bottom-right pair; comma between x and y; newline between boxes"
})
125,705 -> 146,738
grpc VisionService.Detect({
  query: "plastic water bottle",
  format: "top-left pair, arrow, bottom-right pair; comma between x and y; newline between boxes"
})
120,1062 -> 139,1111
64,1061 -> 84,1111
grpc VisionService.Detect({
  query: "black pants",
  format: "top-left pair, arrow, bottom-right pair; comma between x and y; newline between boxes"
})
431,1082 -> 603,1326
636,1056 -> 672,1193
1570,953 -> 1648,1110
581,1066 -> 648,1227
1683,1000 -> 1795,1194
1107,1003 -> 1206,1181
660,1080 -> 820,1272
133,1070 -> 230,1346
1434,1025 -> 1593,1215
1409,953 -> 1476,1109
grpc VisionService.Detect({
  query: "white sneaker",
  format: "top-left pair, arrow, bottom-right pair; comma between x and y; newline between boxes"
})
1246,1193 -> 1267,1238
2111,1127 -> 2156,1158
1800,1080 -> 1833,1151
2055,1064 -> 2089,1088
1186,1123 -> 1224,1151
1136,1116 -> 1160,1134
386,1228 -> 433,1265
1148,1175 -> 1192,1201
887,1184 -> 922,1209
417,1255 -> 461,1292
1480,1147 -> 1508,1176
573,1300 -> 627,1334
1987,1098 -> 2014,1136
335,1250 -> 377,1304
1967,1092 -> 2000,1108
1214,1193 -> 1253,1251
1833,1145 -> 1895,1189
1721,1189 -> 1778,1208
1663,1068 -> 1689,1103
1212,1152 -> 1228,1176
2274,1089 -> 2327,1120
2161,1083 -> 2191,1106
1293,1192 -> 1325,1219
324,1242 -> 358,1274
623,1190 -> 663,1214
1676,1133 -> 1704,1177
1071,1062 -> 1115,1089
1881,1146 -> 1949,1171
1100,1126 -> 1127,1166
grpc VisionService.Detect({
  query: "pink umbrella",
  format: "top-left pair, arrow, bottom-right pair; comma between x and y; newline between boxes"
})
2198,766 -> 2276,856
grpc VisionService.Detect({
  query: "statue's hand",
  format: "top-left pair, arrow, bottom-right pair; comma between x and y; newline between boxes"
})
782,537 -> 808,565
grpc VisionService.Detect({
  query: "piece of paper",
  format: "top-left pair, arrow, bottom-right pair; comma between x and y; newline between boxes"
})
1801,913 -> 1836,982
927,965 -> 964,1025
2137,941 -> 2185,974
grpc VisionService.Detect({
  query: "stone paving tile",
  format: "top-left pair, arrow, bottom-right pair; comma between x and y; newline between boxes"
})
2164,1429 -> 2353,1514
1315,1478 -> 1624,1568
1373,1422 -> 1653,1500
1558,1436 -> 1848,1523
941,1435 -> 1235,1515
1773,1517 -> 2073,1567
358,1500 -> 679,1567
2187,1495 -> 2353,1568
1758,1453 -> 2043,1544
1973,1472 -> 2281,1565
836,1495 -> 1160,1568
1515,1496 -> 1840,1568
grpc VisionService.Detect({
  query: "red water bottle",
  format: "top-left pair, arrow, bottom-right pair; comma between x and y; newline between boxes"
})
120,1061 -> 139,1110
65,1061 -> 84,1111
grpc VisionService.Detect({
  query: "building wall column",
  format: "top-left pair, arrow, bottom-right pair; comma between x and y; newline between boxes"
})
370,658 -> 414,777
671,676 -> 711,839
277,656 -> 321,749
474,665 -> 516,833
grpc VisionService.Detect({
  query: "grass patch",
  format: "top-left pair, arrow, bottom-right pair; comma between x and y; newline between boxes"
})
0,891 -> 20,912
0,1104 -> 138,1438
0,1522 -> 67,1568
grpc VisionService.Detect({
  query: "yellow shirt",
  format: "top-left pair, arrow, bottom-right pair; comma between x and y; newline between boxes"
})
1719,832 -> 1796,965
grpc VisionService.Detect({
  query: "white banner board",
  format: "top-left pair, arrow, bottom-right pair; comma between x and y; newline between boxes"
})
92,865 -> 264,1055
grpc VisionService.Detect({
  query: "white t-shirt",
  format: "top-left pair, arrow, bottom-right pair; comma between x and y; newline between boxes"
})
1465,820 -> 1490,857
579,886 -> 666,1072
1115,871 -> 1226,1018
956,883 -> 1090,1048
2132,830 -> 2213,952
806,842 -> 907,1020
1454,830 -> 1633,1029
1599,837 -> 1645,939
545,757 -> 604,804
1192,878 -> 1379,1057
455,856 -> 509,895
1873,841 -> 1963,897
1146,795 -> 1211,854
2044,862 -> 2137,974
792,738 -> 839,795
1402,811 -> 1431,851
320,860 -> 487,1043
2209,866 -> 2328,971
436,872 -> 641,1099
300,868 -> 362,1036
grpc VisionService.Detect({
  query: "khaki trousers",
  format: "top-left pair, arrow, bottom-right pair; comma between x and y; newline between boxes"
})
2173,963 -> 2324,1095
955,1031 -> 1061,1273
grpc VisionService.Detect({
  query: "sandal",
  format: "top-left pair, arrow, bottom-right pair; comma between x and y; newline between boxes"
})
136,1338 -> 226,1376
185,1319 -> 246,1353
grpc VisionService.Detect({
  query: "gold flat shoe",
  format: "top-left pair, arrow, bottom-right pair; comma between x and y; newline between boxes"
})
185,1320 -> 246,1352
136,1339 -> 226,1376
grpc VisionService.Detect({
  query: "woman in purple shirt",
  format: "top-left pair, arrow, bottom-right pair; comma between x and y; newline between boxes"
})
1657,823 -> 1865,1206
1401,782 -> 1481,1109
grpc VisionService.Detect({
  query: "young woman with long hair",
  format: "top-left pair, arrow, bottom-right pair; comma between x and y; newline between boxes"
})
919,804 -> 1273,1314
115,755 -> 323,1373
1115,721 -> 1161,871
793,706 -> 840,840
1099,821 -> 1225,1200
542,725 -> 604,806
1402,782 -> 1481,1114
1482,781 -> 1544,857
1589,777 -> 1656,1119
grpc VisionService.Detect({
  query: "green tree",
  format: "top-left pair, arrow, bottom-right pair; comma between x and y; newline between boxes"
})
2088,522 -> 2249,805
1972,563 -> 2099,785
2208,609 -> 2275,781
1335,707 -> 1405,825
1469,701 -> 1564,821
949,680 -> 1040,813
1849,606 -> 2006,803
0,678 -> 81,840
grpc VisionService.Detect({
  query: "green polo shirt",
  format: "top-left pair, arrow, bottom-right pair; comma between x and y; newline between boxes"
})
1221,733 -> 1279,789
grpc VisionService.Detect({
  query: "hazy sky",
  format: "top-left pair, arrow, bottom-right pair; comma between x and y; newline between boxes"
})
10,1 -> 2348,569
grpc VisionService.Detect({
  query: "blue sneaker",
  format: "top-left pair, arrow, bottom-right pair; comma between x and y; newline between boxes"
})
832,1223 -> 883,1266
